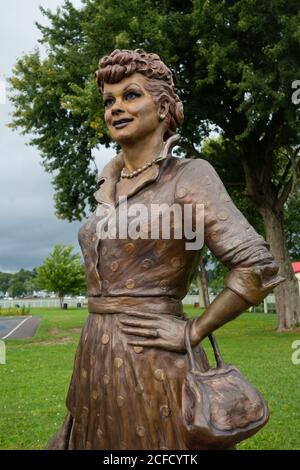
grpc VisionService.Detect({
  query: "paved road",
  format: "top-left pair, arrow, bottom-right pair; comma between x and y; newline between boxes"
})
0,316 -> 41,339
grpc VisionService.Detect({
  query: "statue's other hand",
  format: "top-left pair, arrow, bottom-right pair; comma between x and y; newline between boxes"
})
118,311 -> 187,353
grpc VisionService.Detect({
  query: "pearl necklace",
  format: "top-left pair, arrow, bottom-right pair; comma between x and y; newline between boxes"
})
120,154 -> 163,179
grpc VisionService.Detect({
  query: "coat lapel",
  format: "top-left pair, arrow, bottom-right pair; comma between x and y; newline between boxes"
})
94,134 -> 180,206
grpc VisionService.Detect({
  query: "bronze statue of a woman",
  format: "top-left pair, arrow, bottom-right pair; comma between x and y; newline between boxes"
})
47,49 -> 284,450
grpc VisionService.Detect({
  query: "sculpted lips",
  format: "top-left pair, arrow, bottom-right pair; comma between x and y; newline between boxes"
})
112,118 -> 134,129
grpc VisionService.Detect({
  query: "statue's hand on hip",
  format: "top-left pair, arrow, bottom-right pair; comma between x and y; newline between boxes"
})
118,311 -> 188,353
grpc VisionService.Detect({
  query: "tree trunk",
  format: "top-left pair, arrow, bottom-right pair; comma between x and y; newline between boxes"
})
59,296 -> 64,309
260,205 -> 300,330
197,275 -> 205,308
199,254 -> 210,309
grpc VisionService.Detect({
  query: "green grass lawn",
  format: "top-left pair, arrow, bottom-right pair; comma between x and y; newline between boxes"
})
0,306 -> 299,450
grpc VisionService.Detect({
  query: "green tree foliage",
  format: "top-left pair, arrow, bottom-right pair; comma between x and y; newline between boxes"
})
0,272 -> 12,295
284,189 -> 300,261
0,269 -> 39,298
36,244 -> 85,308
8,0 -> 300,327
8,0 -> 299,217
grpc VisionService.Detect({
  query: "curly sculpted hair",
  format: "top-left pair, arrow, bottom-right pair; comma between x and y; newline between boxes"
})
95,49 -> 184,140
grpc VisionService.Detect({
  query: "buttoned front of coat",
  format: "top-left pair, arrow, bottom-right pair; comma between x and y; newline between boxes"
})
78,135 -> 284,306
49,135 -> 285,451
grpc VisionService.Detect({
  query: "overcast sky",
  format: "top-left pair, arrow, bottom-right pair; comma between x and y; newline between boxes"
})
0,0 -> 114,272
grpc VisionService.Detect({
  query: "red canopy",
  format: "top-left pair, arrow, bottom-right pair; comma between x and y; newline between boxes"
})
292,261 -> 300,274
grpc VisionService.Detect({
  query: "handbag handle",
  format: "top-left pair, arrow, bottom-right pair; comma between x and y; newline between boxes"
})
184,319 -> 225,371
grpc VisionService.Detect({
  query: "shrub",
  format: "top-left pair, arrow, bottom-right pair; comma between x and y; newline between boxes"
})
0,305 -> 30,316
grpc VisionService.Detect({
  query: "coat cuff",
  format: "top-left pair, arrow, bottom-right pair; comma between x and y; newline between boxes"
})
224,265 -> 285,306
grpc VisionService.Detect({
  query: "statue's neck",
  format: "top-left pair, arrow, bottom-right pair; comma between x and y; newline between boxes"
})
120,133 -> 164,172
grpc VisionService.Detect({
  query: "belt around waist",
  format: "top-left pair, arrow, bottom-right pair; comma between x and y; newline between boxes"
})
88,296 -> 183,317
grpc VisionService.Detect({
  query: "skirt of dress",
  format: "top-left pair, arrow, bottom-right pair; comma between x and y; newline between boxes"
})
46,311 -> 210,450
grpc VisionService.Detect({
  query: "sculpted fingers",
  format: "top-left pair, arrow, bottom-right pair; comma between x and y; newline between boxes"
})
127,339 -> 162,348
120,327 -> 159,338
119,317 -> 157,329
121,311 -> 158,320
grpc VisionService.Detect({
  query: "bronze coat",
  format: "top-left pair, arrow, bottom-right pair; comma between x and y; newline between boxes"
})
47,135 -> 283,450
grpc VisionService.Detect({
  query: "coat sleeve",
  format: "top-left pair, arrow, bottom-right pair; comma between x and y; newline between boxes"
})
175,159 -> 285,305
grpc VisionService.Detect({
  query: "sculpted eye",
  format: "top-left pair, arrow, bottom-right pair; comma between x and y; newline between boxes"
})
125,91 -> 140,101
103,97 -> 114,108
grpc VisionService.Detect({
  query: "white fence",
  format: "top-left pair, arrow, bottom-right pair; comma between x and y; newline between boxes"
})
0,298 -> 87,309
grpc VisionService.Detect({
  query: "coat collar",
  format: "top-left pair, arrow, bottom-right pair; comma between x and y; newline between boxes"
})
94,134 -> 180,206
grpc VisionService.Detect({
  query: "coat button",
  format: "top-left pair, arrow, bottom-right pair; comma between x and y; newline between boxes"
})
102,334 -> 110,345
136,425 -> 145,437
159,280 -> 168,290
210,231 -> 220,242
177,187 -> 188,198
102,280 -> 109,289
134,346 -> 144,354
117,395 -> 125,407
125,243 -> 135,254
175,359 -> 186,369
154,369 -> 165,381
126,279 -> 135,289
92,234 -> 97,241
171,257 -> 181,269
142,258 -> 153,269
114,357 -> 123,368
218,211 -> 228,221
110,261 -> 119,272
160,405 -> 171,417
101,246 -> 108,256
103,375 -> 110,385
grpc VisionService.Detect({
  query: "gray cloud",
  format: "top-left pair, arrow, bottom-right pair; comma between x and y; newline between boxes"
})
0,0 -> 114,272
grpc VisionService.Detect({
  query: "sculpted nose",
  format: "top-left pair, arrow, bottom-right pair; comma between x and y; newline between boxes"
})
111,106 -> 124,116
111,97 -> 124,116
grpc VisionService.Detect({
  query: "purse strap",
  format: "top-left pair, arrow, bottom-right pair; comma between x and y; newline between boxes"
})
184,319 -> 225,371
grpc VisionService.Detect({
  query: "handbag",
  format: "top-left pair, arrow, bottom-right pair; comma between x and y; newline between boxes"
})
181,321 -> 269,450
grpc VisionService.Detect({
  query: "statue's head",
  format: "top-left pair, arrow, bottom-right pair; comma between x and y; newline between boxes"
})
95,49 -> 183,144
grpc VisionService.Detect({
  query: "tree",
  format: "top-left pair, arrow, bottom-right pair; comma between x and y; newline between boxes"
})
5,269 -> 38,298
37,244 -> 85,308
284,189 -> 300,261
8,0 -> 300,328
0,272 -> 12,295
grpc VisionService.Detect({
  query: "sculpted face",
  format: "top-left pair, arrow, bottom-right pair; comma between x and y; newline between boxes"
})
103,73 -> 163,145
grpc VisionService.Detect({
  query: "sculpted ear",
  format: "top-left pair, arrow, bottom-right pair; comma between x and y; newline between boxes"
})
158,99 -> 170,120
